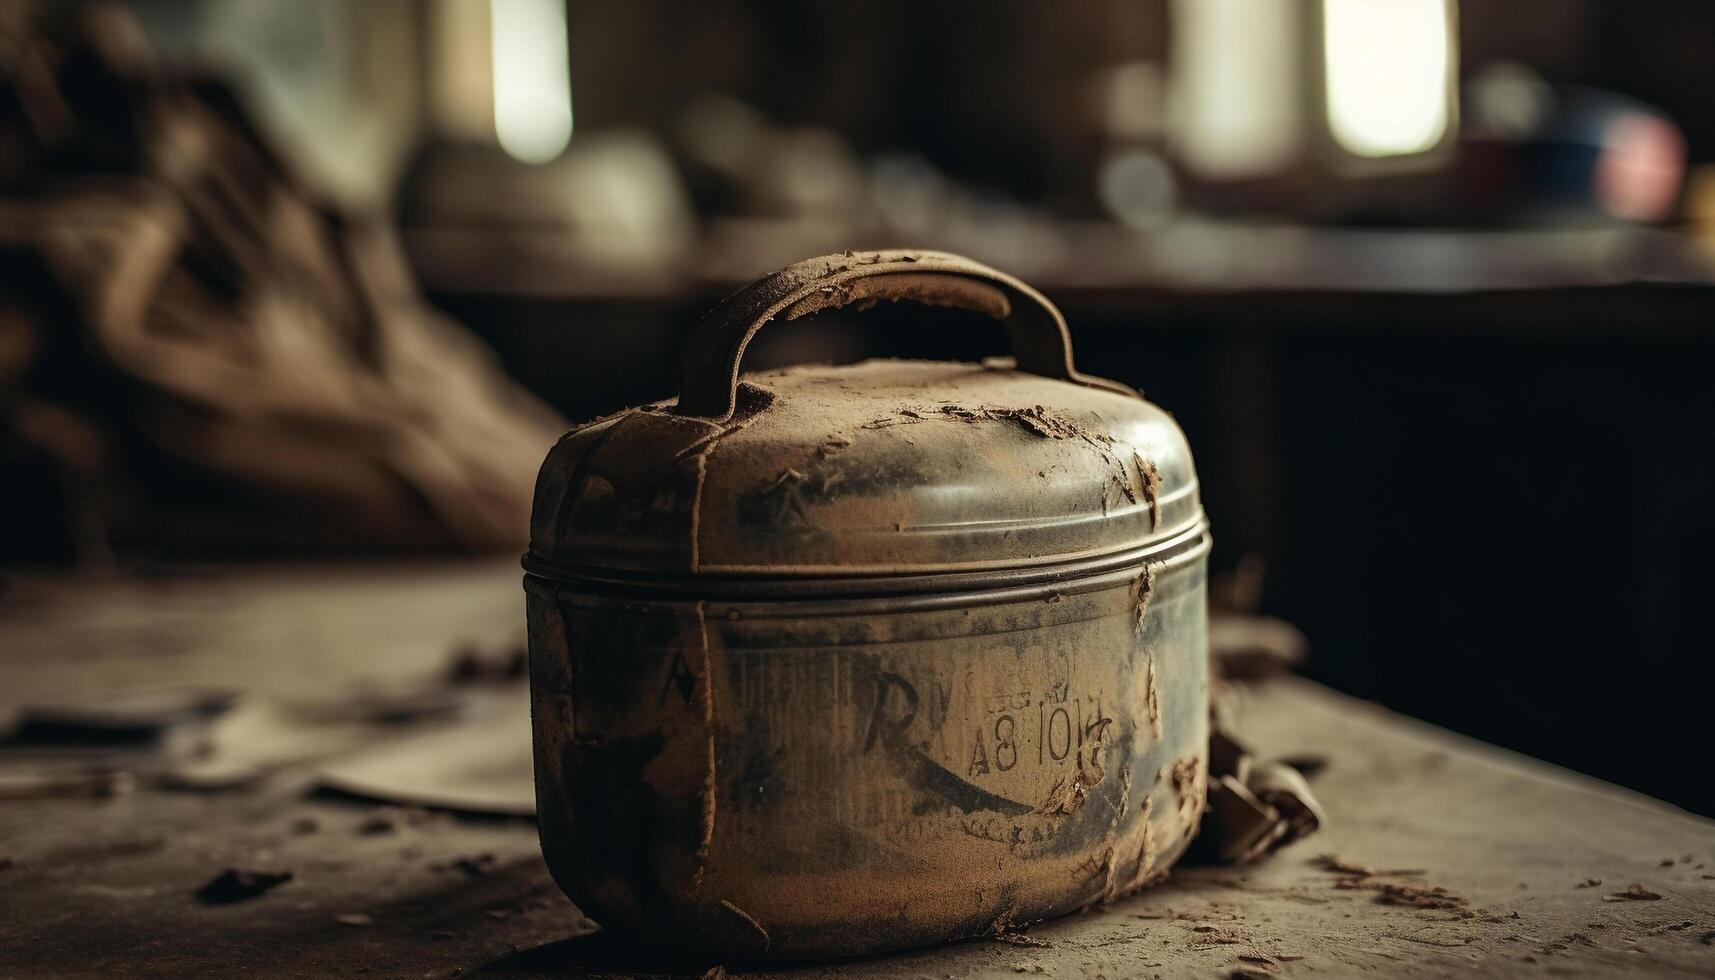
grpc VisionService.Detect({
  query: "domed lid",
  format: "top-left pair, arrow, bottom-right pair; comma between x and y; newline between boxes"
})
526,251 -> 1203,583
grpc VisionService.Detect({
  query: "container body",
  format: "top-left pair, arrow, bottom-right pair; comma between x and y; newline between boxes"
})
525,532 -> 1209,959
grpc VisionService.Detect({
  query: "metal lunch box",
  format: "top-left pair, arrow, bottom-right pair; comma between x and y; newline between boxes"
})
524,250 -> 1211,958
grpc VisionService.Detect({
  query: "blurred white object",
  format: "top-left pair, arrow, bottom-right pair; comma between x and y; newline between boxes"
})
410,132 -> 693,270
1099,61 -> 1168,143
757,128 -> 867,220
1322,0 -> 1457,160
869,153 -> 953,238
1168,0 -> 1460,183
676,94 -> 771,178
317,687 -> 535,817
489,0 -> 574,164
1099,147 -> 1177,230
1466,60 -> 1555,141
675,95 -> 866,222
1168,0 -> 1304,180
133,0 -> 422,210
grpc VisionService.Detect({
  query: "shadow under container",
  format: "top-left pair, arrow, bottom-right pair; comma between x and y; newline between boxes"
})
523,251 -> 1212,959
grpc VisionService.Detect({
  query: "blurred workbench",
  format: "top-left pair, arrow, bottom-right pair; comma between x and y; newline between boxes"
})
1,562 -> 1712,978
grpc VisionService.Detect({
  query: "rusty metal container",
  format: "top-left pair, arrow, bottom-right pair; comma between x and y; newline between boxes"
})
524,250 -> 1211,958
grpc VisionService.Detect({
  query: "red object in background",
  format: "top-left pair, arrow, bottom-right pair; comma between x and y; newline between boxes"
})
1596,111 -> 1686,222
1453,85 -> 1688,226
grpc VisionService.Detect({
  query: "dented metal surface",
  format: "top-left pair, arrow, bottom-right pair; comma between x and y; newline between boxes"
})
525,251 -> 1212,958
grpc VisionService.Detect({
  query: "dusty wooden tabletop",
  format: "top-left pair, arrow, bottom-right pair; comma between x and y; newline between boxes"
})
1,562 -> 1711,978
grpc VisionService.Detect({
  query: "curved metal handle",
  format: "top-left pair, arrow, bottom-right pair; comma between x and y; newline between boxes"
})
672,249 -> 1136,421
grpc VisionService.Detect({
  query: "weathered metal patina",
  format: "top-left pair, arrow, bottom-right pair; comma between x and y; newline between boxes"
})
524,250 -> 1211,958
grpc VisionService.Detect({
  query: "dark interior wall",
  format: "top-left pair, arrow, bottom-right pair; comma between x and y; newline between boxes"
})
1582,2 -> 1715,161
568,0 -> 1715,182
1462,0 -> 1715,161
1459,0 -> 1598,79
1256,293 -> 1715,817
563,0 -> 1166,201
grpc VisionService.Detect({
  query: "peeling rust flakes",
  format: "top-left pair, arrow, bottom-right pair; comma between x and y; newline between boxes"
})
1104,794 -> 1159,897
1113,469 -> 1139,507
835,248 -> 919,268
1041,774 -> 1087,816
1135,796 -> 1157,884
853,403 -> 1116,455
859,415 -> 922,430
989,405 -> 1084,440
988,906 -> 1027,940
1098,766 -> 1133,902
1078,429 -> 1116,452
935,404 -> 985,425
1040,717 -> 1113,816
1132,452 -> 1161,530
878,405 -> 1090,439
801,282 -> 856,312
1145,655 -> 1162,742
1133,563 -> 1157,637
1167,755 -> 1203,826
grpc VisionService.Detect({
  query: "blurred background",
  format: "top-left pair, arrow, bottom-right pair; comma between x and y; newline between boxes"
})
2,0 -> 1712,816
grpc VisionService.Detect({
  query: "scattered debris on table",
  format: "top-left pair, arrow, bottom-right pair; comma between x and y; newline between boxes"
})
1311,853 -> 1474,916
434,853 -> 501,876
195,868 -> 294,904
1605,883 -> 1665,902
313,688 -> 535,817
1309,853 -> 1426,878
992,931 -> 1054,949
446,643 -> 528,684
10,687 -> 238,746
